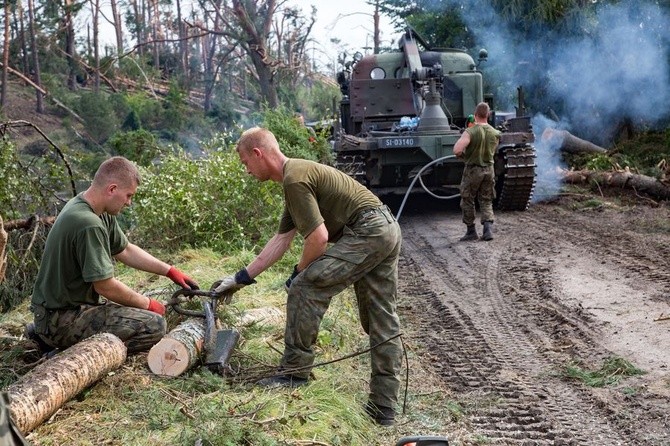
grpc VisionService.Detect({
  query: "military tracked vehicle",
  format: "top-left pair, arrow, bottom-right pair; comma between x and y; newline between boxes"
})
333,27 -> 536,210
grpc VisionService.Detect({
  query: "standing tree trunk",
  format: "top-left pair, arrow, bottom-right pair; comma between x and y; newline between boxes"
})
149,0 -> 160,69
1,0 -> 10,108
88,0 -> 100,92
64,0 -> 78,90
175,0 -> 186,79
7,333 -> 127,434
109,0 -> 123,60
129,0 -> 143,58
27,0 -> 43,112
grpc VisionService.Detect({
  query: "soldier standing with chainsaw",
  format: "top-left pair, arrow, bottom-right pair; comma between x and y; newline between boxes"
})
213,127 -> 403,426
454,102 -> 501,241
29,156 -> 198,354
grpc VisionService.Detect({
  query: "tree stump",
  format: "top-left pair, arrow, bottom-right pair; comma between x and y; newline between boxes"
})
7,332 -> 127,434
147,318 -> 206,377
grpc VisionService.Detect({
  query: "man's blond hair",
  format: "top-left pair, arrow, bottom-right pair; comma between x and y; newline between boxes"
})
236,127 -> 280,154
92,156 -> 141,188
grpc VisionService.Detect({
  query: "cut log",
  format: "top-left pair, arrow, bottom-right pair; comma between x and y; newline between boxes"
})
562,169 -> 670,201
147,318 -> 206,377
542,128 -> 608,154
7,333 -> 127,434
0,214 -> 6,283
238,307 -> 284,327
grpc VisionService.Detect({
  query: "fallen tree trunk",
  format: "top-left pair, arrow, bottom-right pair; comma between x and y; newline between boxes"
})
562,169 -> 670,201
0,215 -> 6,283
2,216 -> 56,232
542,128 -> 608,154
7,333 -> 127,434
147,318 -> 205,377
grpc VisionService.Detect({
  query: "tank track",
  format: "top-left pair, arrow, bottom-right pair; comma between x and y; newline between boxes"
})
495,143 -> 537,211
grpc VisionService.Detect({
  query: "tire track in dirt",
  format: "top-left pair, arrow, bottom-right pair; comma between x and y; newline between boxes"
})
398,209 -> 662,445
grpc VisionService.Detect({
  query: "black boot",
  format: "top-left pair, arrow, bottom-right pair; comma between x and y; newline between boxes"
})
482,221 -> 493,241
460,225 -> 478,241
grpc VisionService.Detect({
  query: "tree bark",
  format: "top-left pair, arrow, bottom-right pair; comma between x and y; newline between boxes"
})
64,0 -> 78,91
7,333 -> 127,434
0,214 -> 7,283
27,0 -> 44,112
541,128 -> 607,154
562,169 -> 670,201
1,0 -> 10,108
89,0 -> 100,92
147,318 -> 205,377
109,0 -> 124,60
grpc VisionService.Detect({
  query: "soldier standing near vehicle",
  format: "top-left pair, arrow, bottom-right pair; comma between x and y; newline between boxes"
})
213,127 -> 403,426
28,156 -> 198,354
454,102 -> 501,241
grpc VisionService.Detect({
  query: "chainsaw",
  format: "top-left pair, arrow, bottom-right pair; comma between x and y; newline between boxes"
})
167,286 -> 240,376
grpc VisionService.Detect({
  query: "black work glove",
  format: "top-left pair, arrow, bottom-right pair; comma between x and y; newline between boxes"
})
284,265 -> 300,292
212,268 -> 256,296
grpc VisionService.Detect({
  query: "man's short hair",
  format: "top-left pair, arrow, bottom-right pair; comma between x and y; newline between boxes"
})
93,156 -> 141,188
236,127 -> 279,154
474,102 -> 490,119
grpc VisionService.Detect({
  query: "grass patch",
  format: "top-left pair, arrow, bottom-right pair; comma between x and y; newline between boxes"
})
1,248 -> 401,445
562,356 -> 645,387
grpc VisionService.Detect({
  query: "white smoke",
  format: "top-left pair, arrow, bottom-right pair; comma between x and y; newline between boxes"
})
426,0 -> 670,198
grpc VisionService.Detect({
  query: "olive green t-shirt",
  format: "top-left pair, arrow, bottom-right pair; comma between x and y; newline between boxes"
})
31,194 -> 128,310
278,159 -> 381,242
463,123 -> 501,166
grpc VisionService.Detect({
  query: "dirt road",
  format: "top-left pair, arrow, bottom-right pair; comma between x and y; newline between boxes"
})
393,194 -> 670,445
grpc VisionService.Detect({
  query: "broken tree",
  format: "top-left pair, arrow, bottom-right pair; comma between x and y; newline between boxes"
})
542,128 -> 608,154
562,168 -> 670,201
7,333 -> 127,434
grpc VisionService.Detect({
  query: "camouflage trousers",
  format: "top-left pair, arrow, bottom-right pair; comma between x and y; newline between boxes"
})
284,205 -> 403,409
34,301 -> 166,354
460,164 -> 495,225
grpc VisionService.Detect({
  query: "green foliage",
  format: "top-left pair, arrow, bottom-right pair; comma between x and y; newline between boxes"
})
261,107 -> 333,164
296,81 -> 341,122
566,130 -> 670,177
78,92 -> 120,144
161,82 -> 188,137
128,140 -> 283,253
125,91 -> 164,131
562,356 -> 645,387
108,129 -> 162,166
0,138 -> 73,218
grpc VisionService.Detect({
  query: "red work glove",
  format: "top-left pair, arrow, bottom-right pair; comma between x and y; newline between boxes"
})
166,266 -> 199,290
147,298 -> 166,316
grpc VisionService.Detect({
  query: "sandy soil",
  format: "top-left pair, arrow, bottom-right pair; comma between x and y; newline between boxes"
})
385,192 -> 670,445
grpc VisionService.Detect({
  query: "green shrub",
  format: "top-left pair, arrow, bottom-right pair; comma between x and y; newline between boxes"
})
78,92 -> 120,144
108,129 -> 162,166
128,141 -> 282,252
262,106 -> 333,164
